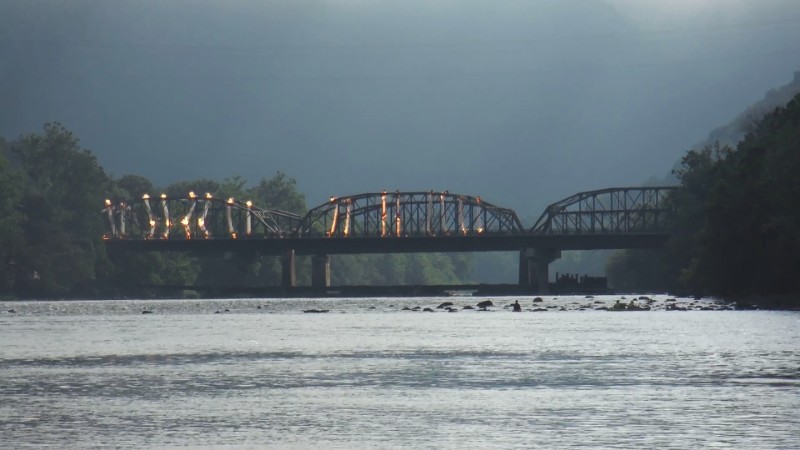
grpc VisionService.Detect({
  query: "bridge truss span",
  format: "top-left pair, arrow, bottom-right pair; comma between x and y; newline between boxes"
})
298,191 -> 524,238
101,187 -> 678,250
530,186 -> 677,234
103,193 -> 302,241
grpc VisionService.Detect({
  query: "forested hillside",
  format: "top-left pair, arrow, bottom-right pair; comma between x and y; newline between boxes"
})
703,71 -> 800,148
608,93 -> 800,306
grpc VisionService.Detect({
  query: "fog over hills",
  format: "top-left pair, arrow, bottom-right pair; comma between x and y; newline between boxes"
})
2,0 -> 799,218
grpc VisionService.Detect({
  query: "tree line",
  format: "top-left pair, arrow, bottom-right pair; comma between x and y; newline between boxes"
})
0,123 -> 471,299
607,93 -> 800,306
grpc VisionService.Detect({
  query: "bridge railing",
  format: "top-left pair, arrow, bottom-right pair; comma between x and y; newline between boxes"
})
297,191 -> 524,237
530,187 -> 677,234
102,193 -> 302,240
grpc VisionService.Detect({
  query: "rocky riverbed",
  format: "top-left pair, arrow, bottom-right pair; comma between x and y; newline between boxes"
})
390,294 -> 736,313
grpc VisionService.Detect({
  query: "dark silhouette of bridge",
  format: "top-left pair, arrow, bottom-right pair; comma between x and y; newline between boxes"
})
103,187 -> 676,293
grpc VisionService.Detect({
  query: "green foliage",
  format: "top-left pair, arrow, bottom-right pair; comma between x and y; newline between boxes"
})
0,143 -> 25,295
163,179 -> 221,199
248,171 -> 306,214
685,95 -> 800,297
102,252 -> 200,298
609,94 -> 800,302
8,123 -> 112,297
218,175 -> 248,200
115,174 -> 155,199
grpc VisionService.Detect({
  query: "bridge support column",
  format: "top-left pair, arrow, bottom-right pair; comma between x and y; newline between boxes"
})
519,248 -> 561,294
281,250 -> 296,288
312,255 -> 331,289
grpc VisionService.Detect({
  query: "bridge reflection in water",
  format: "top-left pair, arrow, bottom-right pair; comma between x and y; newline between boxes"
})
103,187 -> 676,294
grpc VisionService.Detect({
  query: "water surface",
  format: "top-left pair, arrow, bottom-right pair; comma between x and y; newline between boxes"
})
1,296 -> 798,448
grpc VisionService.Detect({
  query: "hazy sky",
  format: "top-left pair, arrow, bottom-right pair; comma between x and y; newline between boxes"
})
2,0 -> 799,216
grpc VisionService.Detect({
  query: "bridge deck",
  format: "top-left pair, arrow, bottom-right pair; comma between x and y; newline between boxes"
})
105,232 -> 671,255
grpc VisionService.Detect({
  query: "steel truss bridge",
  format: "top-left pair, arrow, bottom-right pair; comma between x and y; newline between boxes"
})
103,187 -> 677,292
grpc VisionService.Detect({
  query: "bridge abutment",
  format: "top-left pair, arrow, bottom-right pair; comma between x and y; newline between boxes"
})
519,248 -> 561,294
281,250 -> 297,288
311,255 -> 331,288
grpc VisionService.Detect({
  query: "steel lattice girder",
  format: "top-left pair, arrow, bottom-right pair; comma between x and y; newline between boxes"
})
102,195 -> 302,240
298,191 -> 524,237
103,187 -> 678,242
530,187 -> 677,234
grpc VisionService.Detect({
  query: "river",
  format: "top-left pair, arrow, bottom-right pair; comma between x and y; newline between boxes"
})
1,295 -> 798,449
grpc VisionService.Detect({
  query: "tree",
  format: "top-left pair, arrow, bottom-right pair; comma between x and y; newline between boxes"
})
247,171 -> 306,214
605,143 -> 731,294
115,174 -> 156,199
218,175 -> 248,200
0,142 -> 24,296
607,93 -> 800,304
687,95 -> 800,297
10,123 -> 112,297
163,178 -> 221,199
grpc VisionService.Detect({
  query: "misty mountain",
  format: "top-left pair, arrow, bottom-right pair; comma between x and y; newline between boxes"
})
702,70 -> 800,148
2,0 -> 799,220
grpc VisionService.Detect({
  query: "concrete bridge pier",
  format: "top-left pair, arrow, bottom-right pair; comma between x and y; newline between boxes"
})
312,255 -> 331,289
281,250 -> 296,288
519,248 -> 561,294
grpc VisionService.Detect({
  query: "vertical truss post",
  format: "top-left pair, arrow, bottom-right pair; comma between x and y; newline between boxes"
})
381,191 -> 387,237
160,194 -> 170,239
426,191 -> 433,235
395,194 -> 402,236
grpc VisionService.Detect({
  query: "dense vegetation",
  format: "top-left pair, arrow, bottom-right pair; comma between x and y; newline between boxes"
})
0,123 -> 472,299
608,93 -> 800,306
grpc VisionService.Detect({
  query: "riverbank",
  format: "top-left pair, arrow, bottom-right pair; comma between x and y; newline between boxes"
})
727,294 -> 800,311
